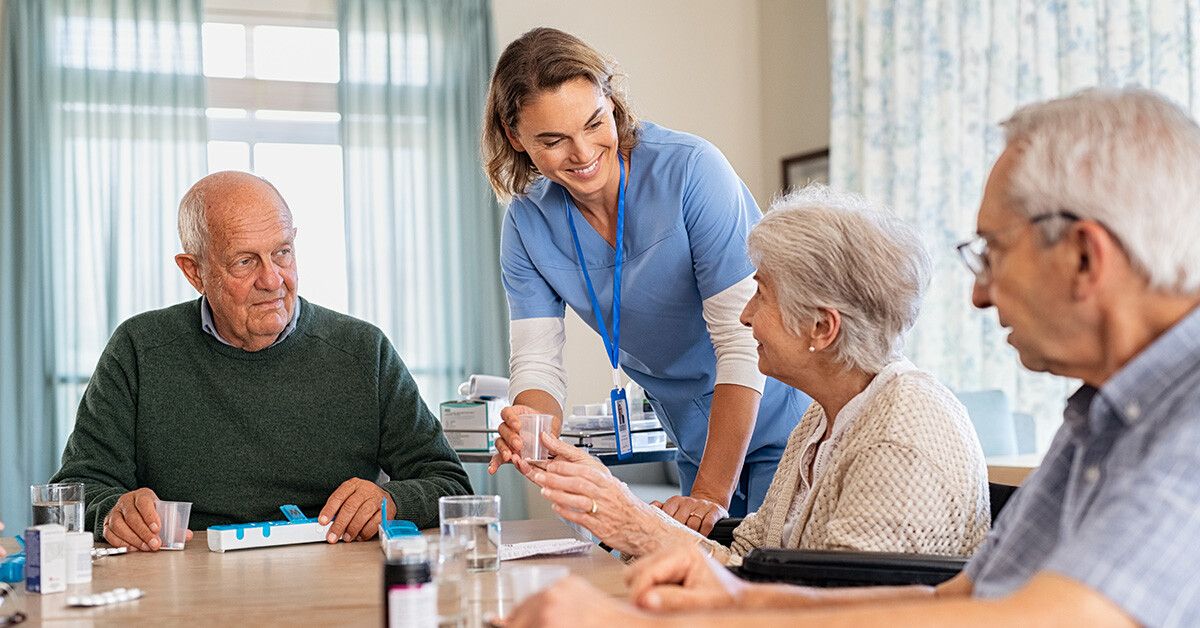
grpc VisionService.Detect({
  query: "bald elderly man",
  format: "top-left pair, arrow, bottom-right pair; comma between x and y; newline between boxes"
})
51,171 -> 471,550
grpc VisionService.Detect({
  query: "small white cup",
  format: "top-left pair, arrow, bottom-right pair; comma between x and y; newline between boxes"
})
517,413 -> 555,460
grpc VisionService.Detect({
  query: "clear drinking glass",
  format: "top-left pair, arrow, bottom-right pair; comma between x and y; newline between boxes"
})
427,535 -> 468,627
438,495 -> 501,572
30,483 -> 84,532
507,564 -> 570,607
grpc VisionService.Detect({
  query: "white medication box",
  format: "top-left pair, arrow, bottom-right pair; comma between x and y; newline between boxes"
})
440,401 -> 489,430
25,524 -> 67,594
440,401 -> 500,452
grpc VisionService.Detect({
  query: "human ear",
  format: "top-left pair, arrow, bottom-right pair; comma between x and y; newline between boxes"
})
175,254 -> 207,294
810,308 -> 842,351
1070,221 -> 1117,300
503,123 -> 526,153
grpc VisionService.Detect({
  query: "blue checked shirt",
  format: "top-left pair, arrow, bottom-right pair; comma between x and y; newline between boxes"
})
199,295 -> 299,348
966,306 -> 1200,627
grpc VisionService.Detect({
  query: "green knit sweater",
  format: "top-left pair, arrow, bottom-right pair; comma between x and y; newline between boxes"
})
51,297 -> 472,538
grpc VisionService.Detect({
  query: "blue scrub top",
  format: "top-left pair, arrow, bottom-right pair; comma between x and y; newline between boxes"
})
501,122 -> 809,478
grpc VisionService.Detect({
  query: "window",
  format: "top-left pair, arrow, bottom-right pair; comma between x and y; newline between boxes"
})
202,11 -> 348,313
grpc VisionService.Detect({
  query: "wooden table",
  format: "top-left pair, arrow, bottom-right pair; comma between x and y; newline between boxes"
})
1,518 -> 624,627
986,453 -> 1043,486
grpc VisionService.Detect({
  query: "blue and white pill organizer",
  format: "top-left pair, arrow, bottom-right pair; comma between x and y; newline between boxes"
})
207,505 -> 333,553
207,504 -> 420,553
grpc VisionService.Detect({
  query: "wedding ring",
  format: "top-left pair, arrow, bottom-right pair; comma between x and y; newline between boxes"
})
688,511 -> 701,519
590,499 -> 599,514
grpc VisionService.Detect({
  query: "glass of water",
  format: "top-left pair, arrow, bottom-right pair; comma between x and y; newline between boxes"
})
427,535 -> 469,627
30,483 -> 85,532
438,495 -> 500,572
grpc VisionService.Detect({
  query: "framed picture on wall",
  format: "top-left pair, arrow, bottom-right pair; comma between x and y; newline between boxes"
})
781,148 -> 830,191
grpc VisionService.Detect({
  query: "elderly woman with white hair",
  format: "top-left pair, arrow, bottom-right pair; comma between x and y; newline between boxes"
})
513,184 -> 990,564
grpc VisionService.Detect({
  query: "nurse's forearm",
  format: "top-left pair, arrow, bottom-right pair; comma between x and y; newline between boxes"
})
512,389 -> 565,435
689,383 -> 761,508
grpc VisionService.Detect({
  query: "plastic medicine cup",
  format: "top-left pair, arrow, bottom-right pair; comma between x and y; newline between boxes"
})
507,564 -> 570,608
154,500 -> 192,550
517,413 -> 555,461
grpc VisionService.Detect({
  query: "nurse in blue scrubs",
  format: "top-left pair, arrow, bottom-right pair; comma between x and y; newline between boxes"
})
482,27 -> 810,532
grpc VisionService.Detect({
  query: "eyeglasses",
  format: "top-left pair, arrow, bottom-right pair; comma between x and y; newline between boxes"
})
956,211 -> 1080,284
0,582 -> 26,626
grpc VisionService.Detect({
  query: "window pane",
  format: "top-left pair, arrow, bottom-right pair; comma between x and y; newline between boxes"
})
255,110 -> 341,123
55,17 -> 201,73
253,26 -> 339,83
207,141 -> 250,172
202,23 -> 246,78
252,143 -> 348,313
206,107 -> 247,119
344,31 -> 428,85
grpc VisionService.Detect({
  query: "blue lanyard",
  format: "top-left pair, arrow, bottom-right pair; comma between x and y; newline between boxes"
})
565,152 -> 625,376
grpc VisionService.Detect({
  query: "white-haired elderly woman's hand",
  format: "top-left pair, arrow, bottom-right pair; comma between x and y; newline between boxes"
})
518,434 -> 673,557
508,432 -> 607,479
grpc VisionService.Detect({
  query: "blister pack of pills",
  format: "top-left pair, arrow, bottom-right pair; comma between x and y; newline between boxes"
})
67,587 -> 144,607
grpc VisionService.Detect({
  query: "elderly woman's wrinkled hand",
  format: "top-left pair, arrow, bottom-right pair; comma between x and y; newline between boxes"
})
530,447 -> 664,556
652,495 -> 729,536
511,432 -> 605,482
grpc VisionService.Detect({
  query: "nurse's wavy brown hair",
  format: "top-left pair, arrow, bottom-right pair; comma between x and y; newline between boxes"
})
482,27 -> 641,202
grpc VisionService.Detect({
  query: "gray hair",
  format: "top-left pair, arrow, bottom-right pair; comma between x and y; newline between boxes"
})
178,181 -> 211,258
1001,87 -> 1200,293
748,184 -> 931,373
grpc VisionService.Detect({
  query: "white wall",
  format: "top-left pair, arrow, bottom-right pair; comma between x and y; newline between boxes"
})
759,0 -> 831,195
491,1 -> 830,412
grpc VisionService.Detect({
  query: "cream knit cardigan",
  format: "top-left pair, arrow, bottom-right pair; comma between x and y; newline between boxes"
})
725,369 -> 990,561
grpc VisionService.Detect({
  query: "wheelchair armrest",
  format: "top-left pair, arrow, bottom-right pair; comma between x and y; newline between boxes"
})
735,548 -> 967,587
706,517 -> 744,546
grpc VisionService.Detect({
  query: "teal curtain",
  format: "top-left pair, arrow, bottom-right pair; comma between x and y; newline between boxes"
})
338,0 -> 505,406
337,0 -> 517,515
0,0 -> 206,532
830,1 -> 1200,451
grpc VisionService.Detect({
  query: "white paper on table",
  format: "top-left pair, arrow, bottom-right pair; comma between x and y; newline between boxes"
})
499,538 -> 594,561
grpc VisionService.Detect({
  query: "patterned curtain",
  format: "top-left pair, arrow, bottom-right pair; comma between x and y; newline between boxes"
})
830,0 -> 1200,449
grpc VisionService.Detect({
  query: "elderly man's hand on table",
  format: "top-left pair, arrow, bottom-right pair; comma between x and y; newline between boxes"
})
319,478 -> 396,543
508,576 -> 652,628
625,543 -> 749,612
104,488 -> 194,551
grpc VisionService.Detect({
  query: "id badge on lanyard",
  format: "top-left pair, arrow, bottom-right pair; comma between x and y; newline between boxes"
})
609,372 -> 633,459
566,152 -> 634,459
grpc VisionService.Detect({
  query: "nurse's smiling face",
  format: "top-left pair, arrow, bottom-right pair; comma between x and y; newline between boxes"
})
504,77 -> 621,207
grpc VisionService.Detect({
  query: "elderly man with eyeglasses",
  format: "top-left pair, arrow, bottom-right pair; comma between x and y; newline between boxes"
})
505,87 -> 1200,628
